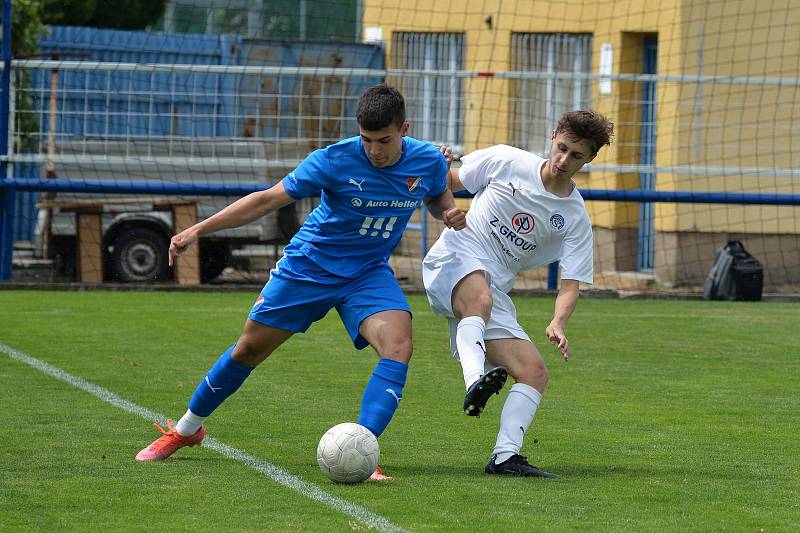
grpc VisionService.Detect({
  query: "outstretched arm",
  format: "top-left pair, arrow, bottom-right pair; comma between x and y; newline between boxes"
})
169,181 -> 295,266
545,278 -> 580,361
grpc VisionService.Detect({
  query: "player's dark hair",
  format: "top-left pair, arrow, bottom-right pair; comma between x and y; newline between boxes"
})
356,84 -> 406,131
556,110 -> 614,155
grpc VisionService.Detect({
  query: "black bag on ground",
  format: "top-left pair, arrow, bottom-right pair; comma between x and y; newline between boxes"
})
702,240 -> 763,301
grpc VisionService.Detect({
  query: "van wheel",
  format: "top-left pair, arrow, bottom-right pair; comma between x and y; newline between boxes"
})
109,228 -> 169,282
199,241 -> 231,282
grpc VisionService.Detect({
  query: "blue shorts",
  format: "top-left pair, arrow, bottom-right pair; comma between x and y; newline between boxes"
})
248,253 -> 411,349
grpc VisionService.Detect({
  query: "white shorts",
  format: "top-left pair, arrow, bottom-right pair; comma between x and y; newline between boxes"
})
422,250 -> 531,360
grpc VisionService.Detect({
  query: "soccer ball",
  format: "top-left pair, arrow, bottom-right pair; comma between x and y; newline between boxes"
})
316,423 -> 380,484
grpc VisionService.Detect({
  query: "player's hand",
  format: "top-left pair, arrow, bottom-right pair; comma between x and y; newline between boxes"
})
168,228 -> 199,267
545,321 -> 569,361
443,207 -> 466,230
439,145 -> 454,167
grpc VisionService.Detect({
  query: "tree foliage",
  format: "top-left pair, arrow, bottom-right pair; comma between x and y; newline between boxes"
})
39,0 -> 96,27
0,1 -> 47,150
2,0 -> 46,57
41,0 -> 167,30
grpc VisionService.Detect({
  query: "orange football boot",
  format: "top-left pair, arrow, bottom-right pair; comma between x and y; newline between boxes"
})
135,419 -> 205,461
369,466 -> 393,481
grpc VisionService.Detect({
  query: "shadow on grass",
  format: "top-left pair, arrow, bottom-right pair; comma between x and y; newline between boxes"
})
397,462 -> 682,480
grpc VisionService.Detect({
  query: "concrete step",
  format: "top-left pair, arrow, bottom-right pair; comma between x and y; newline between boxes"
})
12,257 -> 54,267
596,271 -> 658,291
14,240 -> 35,251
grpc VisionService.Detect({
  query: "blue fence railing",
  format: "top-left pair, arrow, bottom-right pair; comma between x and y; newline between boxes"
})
7,178 -> 800,206
5,177 -> 798,288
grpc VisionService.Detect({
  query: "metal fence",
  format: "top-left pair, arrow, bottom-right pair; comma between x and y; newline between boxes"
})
2,26 -> 799,290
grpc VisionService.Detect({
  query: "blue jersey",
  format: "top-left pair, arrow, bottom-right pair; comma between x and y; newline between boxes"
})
281,136 -> 448,277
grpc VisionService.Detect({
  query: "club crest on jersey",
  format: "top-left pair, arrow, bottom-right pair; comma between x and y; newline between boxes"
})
549,213 -> 566,231
406,176 -> 422,192
511,212 -> 536,235
251,295 -> 264,310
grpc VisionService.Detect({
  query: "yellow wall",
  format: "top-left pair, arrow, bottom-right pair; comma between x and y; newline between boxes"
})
363,0 -> 800,234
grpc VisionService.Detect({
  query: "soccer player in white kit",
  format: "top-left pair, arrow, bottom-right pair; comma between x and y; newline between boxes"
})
423,110 -> 614,477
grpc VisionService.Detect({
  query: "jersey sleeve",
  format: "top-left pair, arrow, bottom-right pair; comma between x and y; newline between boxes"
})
281,148 -> 329,200
458,145 -> 511,194
425,153 -> 448,198
559,215 -> 594,284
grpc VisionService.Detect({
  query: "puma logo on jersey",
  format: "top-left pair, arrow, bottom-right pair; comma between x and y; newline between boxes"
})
348,178 -> 365,191
205,376 -> 222,393
508,182 -> 519,196
385,388 -> 402,405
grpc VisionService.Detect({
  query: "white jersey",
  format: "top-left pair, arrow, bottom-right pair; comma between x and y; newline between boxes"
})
427,144 -> 593,294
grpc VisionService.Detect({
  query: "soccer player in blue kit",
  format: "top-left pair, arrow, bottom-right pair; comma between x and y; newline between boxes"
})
136,85 -> 466,480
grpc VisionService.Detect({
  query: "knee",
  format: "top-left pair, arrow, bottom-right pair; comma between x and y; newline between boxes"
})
460,290 -> 493,322
454,285 -> 493,321
474,291 -> 493,322
535,359 -> 549,388
231,336 -> 271,367
514,355 -> 548,390
378,336 -> 413,363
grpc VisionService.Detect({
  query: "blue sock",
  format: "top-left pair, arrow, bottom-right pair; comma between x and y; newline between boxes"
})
358,358 -> 408,437
188,345 -> 254,417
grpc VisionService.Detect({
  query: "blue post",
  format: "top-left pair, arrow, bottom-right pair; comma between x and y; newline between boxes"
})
547,261 -> 559,291
0,186 -> 14,280
637,38 -> 658,272
0,0 -> 14,281
420,206 -> 428,258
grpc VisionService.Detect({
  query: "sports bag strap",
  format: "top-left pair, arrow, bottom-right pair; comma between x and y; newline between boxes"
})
726,240 -> 748,256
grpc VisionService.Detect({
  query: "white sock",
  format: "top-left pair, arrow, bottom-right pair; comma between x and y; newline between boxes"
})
175,409 -> 206,437
455,316 -> 487,388
492,383 -> 542,463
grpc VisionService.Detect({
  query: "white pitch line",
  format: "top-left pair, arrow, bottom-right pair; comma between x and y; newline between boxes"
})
0,341 -> 410,533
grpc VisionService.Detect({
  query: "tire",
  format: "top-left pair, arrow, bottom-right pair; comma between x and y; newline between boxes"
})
109,227 -> 169,282
50,235 -> 76,280
199,240 -> 231,282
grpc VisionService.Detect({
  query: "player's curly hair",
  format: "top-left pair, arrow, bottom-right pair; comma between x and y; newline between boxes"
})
357,84 -> 406,131
556,110 -> 614,155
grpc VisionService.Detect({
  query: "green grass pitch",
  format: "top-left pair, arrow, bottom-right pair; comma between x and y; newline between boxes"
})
1,290 -> 798,531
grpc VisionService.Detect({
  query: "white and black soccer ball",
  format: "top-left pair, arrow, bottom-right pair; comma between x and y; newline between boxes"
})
316,422 -> 380,484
